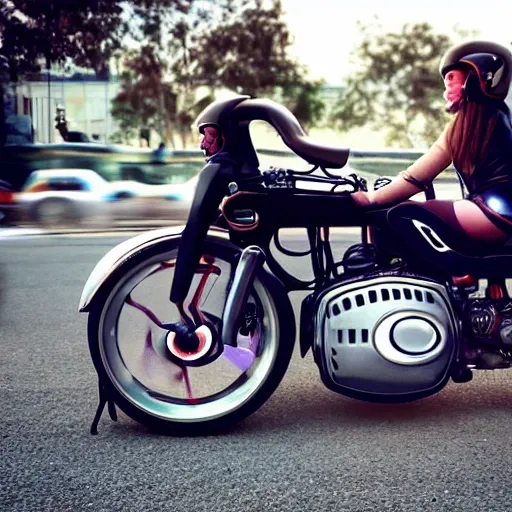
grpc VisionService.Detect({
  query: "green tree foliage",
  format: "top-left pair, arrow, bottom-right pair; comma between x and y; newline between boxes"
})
111,0 -> 324,146
1,0 -> 325,146
280,80 -> 326,130
109,0 -> 214,146
189,0 -> 302,96
332,20 -> 458,148
110,44 -> 213,147
0,0 -> 128,79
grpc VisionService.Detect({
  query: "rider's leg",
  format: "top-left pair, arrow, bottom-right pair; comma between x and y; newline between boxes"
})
388,199 -> 510,344
389,198 -> 508,243
390,197 -> 508,284
452,199 -> 508,243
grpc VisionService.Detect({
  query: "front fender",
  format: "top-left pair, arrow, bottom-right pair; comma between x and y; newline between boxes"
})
78,225 -> 229,312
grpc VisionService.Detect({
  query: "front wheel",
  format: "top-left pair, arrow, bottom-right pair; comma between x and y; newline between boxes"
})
87,235 -> 295,435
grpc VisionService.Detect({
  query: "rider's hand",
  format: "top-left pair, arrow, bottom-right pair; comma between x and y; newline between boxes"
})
351,191 -> 374,207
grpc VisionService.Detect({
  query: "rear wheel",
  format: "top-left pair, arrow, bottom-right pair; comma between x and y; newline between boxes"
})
87,236 -> 295,435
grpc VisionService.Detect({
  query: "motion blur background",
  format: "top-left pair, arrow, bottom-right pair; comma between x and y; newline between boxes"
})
1,0 -> 511,231
4,4 -> 512,512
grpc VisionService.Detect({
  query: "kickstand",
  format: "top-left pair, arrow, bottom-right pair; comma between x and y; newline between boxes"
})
90,379 -> 118,435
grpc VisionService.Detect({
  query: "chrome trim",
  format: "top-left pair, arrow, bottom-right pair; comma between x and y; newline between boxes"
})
78,225 -> 229,312
412,219 -> 452,253
313,275 -> 458,394
221,245 -> 266,346
373,311 -> 447,365
315,276 -> 455,333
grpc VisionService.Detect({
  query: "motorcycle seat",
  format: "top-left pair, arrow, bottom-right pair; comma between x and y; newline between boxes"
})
383,202 -> 512,278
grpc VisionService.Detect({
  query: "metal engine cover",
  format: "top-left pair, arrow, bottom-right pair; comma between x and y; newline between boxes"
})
313,275 -> 457,402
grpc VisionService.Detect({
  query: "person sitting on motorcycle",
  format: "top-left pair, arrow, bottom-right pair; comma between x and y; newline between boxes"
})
352,40 -> 512,245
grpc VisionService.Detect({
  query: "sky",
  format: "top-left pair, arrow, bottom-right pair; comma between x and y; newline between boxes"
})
280,0 -> 512,84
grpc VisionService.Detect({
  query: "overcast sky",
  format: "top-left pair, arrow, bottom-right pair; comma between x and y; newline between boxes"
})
280,0 -> 511,84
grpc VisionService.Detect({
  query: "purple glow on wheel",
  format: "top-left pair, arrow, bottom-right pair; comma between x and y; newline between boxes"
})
223,346 -> 256,372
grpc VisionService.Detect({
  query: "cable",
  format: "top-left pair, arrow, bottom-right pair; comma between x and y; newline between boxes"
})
273,230 -> 312,257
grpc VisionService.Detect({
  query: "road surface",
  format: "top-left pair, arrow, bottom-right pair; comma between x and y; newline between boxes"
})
1,231 -> 512,512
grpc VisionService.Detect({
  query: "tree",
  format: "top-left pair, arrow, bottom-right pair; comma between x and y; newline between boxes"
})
331,20 -> 464,148
280,80 -> 326,130
0,1 -> 128,80
1,0 -> 324,146
111,0 -> 324,147
188,0 -> 302,96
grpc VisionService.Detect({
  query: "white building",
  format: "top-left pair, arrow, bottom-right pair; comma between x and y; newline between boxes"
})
10,77 -> 122,144
8,74 -> 512,148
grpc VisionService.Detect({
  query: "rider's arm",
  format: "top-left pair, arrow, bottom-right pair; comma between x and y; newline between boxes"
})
367,125 -> 453,205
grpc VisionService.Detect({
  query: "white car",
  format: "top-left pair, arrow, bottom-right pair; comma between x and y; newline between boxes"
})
16,168 -> 200,227
16,169 -> 118,227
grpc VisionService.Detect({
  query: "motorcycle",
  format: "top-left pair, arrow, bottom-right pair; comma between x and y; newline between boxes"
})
80,95 -> 512,435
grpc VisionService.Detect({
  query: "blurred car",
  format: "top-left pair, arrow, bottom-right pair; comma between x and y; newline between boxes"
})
15,169 -> 115,227
0,179 -> 17,225
15,168 -> 200,227
155,175 -> 198,220
105,175 -> 198,221
0,142 -> 205,192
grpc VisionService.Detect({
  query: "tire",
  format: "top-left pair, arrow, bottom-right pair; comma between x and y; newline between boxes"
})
33,198 -> 79,227
87,235 -> 295,435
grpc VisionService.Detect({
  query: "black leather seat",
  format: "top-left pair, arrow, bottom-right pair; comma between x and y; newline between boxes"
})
371,204 -> 512,278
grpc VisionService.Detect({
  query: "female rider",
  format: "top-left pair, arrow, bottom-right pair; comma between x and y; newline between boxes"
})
352,40 -> 512,244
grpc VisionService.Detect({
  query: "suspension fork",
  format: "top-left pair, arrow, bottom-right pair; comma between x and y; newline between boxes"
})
221,246 -> 266,347
174,246 -> 265,347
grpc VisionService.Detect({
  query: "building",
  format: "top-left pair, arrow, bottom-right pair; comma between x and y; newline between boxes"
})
6,72 -> 122,144
4,69 -> 512,149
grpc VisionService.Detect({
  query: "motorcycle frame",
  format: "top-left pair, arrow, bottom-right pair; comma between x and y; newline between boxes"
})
169,97 -> 439,315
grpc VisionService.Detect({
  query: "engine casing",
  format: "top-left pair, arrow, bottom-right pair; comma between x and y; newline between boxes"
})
313,275 -> 458,402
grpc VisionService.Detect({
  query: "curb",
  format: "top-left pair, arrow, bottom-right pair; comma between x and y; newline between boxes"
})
1,224 -> 363,239
1,220 -> 184,237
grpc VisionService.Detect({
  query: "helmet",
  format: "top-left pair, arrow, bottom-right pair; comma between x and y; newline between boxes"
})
439,40 -> 512,101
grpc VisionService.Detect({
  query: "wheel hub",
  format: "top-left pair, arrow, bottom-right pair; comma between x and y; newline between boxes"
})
166,324 -> 220,366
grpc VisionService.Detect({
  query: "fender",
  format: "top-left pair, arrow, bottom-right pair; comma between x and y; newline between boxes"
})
78,225 -> 230,312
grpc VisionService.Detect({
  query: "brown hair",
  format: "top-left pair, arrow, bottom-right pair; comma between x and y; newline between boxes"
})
447,100 -> 498,176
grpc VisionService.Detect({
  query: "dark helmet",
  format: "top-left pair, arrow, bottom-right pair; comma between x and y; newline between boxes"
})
439,40 -> 512,102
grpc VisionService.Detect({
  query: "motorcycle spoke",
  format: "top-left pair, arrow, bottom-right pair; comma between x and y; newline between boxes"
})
125,294 -> 164,328
182,367 -> 197,404
140,327 -> 182,382
187,258 -> 221,324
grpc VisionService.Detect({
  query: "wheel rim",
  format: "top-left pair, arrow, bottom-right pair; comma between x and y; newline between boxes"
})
98,247 -> 281,423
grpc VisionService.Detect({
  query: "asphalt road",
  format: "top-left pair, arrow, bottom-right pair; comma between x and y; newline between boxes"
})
2,231 -> 512,512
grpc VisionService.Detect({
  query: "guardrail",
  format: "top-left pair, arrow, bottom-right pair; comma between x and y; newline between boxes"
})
0,143 -> 459,189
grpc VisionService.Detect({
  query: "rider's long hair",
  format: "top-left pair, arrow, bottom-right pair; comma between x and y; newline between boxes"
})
447,100 -> 499,176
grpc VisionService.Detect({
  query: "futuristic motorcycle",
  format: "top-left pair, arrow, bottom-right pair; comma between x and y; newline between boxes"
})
80,95 -> 512,435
